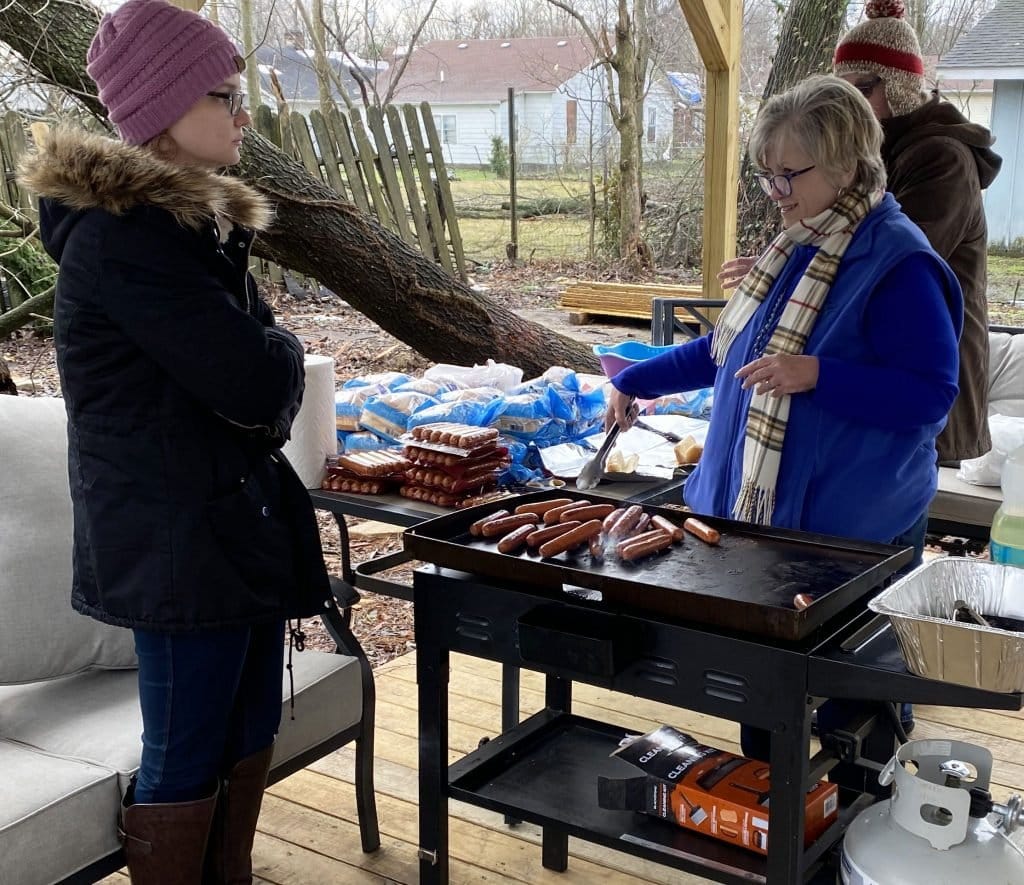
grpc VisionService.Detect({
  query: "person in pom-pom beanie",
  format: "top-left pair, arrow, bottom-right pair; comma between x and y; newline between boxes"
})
834,0 -> 1001,469
834,0 -> 926,117
16,1 -> 337,880
827,0 -> 1002,750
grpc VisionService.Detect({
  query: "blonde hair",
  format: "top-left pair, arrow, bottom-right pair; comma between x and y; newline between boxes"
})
748,74 -> 886,194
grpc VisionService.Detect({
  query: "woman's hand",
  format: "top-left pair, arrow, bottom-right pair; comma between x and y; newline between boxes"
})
735,354 -> 820,397
604,387 -> 639,431
717,255 -> 757,290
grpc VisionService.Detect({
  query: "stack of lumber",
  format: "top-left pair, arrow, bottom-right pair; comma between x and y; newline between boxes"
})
560,280 -> 704,324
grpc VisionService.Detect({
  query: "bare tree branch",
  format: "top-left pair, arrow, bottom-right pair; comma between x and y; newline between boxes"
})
380,0 -> 440,107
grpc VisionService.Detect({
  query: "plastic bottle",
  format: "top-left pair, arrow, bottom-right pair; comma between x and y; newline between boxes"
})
990,444 -> 1024,567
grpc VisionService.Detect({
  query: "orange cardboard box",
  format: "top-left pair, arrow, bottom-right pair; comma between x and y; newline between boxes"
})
598,725 -> 838,856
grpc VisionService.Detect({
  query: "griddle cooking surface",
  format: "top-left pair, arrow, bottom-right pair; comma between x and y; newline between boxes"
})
404,490 -> 910,641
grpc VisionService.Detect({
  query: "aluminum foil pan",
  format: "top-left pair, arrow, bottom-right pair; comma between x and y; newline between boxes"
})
869,558 -> 1024,692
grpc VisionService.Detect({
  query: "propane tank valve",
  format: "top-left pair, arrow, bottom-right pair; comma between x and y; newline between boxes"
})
940,759 -> 971,788
966,787 -> 1024,833
993,793 -> 1024,834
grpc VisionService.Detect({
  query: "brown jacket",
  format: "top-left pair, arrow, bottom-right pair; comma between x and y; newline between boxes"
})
882,96 -> 1002,463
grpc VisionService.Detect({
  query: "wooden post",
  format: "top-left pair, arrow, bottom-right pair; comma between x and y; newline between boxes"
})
169,0 -> 205,9
678,0 -> 741,300
507,88 -> 518,262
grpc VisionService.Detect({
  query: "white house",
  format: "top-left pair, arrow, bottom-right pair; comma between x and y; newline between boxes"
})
939,76 -> 994,129
382,37 -> 679,170
919,54 -> 993,129
938,0 -> 1024,250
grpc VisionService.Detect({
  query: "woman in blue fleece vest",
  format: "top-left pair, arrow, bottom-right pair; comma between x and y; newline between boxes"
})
606,75 -> 962,760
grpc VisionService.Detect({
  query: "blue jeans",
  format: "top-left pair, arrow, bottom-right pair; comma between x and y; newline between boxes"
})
740,511 -> 928,762
132,621 -> 284,803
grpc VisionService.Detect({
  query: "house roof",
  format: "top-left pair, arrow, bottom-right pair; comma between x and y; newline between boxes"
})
383,37 -> 595,103
939,0 -> 1024,76
254,45 -> 374,104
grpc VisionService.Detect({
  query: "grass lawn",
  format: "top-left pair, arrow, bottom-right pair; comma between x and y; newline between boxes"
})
448,172 -> 596,262
987,254 -> 1024,327
448,173 -> 592,212
445,172 -> 1024,325
458,215 -> 593,264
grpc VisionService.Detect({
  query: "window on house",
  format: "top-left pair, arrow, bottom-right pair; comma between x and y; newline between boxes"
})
647,108 -> 657,143
440,114 -> 457,145
566,100 -> 577,145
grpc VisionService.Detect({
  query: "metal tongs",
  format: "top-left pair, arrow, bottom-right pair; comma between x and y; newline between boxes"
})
576,398 -> 637,491
953,599 -> 991,628
633,418 -> 684,444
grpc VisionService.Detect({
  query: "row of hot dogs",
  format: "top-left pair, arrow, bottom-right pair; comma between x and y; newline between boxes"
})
467,497 -> 722,563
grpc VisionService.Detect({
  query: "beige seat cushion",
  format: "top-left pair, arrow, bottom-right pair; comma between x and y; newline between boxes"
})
273,647 -> 363,769
0,648 -> 361,883
0,396 -> 136,684
0,739 -> 121,885
0,649 -> 362,794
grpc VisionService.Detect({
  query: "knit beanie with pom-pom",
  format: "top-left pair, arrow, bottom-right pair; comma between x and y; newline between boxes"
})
834,0 -> 926,117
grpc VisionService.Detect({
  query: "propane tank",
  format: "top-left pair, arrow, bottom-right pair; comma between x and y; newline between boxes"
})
840,739 -> 1024,884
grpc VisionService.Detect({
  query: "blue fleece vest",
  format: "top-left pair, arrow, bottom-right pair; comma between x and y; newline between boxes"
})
620,195 -> 963,542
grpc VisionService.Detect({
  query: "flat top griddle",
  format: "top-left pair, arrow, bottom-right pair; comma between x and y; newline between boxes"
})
403,489 -> 911,641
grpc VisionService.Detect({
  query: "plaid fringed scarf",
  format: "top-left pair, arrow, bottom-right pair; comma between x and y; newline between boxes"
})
710,189 -> 882,525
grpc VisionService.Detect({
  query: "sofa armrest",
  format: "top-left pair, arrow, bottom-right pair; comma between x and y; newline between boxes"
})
320,577 -> 367,661
329,574 -> 360,611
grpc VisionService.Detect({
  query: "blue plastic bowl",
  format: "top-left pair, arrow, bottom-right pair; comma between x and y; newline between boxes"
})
593,341 -> 676,378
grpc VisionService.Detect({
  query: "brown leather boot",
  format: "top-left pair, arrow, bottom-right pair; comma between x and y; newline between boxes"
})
120,783 -> 218,884
203,744 -> 275,884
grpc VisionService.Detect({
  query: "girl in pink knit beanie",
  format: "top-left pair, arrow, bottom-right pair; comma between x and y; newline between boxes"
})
87,0 -> 249,159
17,2 -> 343,883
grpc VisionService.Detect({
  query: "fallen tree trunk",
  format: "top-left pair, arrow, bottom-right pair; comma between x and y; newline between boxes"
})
0,288 -> 55,340
0,0 -> 599,378
238,136 -> 597,375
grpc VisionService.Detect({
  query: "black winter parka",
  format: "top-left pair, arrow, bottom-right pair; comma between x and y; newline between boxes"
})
19,128 -> 331,631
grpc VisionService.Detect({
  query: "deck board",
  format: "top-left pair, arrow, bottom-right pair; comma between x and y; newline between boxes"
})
100,651 -> 1024,884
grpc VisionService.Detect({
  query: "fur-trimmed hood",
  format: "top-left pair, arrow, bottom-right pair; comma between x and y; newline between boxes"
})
18,126 -> 272,232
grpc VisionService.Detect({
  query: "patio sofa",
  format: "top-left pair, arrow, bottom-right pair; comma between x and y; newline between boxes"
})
0,395 -> 379,885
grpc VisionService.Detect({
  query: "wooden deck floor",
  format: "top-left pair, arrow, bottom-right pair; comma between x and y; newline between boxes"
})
101,651 -> 1024,884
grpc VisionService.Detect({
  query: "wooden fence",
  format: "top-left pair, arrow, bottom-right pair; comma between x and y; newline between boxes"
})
255,101 -> 467,283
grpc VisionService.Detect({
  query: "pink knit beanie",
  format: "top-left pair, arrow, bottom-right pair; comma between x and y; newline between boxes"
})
834,0 -> 926,117
87,0 -> 242,145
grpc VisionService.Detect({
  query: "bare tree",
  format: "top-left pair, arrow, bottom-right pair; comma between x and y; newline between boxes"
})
903,0 -> 996,59
542,0 -> 654,270
239,0 -> 264,106
735,0 -> 851,256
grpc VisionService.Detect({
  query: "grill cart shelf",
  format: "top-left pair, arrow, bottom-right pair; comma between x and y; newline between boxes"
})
412,562 -> 1023,885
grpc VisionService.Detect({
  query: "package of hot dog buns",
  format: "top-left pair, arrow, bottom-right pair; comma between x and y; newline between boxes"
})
598,725 -> 837,855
